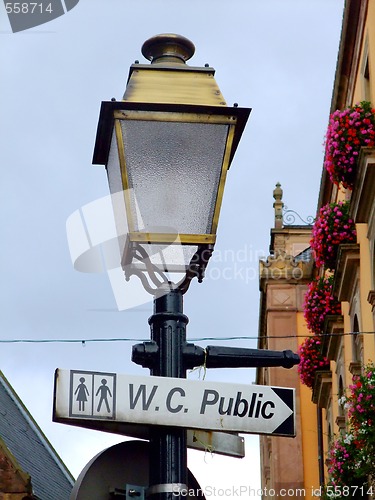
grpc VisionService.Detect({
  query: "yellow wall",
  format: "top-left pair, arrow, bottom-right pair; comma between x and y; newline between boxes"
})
298,0 -> 375,493
352,0 -> 375,104
297,312 -> 320,497
342,301 -> 354,390
330,359 -> 338,431
357,223 -> 375,361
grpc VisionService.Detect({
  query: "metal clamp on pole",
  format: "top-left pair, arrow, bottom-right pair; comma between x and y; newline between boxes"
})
146,484 -> 188,497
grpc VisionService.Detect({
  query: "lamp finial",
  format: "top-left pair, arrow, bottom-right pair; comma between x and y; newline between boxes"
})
142,34 -> 195,65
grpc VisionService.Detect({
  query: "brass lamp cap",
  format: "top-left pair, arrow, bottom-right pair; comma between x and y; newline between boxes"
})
141,33 -> 195,64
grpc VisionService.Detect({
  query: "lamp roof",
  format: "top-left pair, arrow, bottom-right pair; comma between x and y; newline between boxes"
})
141,33 -> 195,65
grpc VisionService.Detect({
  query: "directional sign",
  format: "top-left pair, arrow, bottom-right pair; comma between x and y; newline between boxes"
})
53,369 -> 295,437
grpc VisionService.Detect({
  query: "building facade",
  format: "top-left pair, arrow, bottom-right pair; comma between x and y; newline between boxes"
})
313,0 -> 375,495
258,1 -> 375,497
257,185 -> 320,500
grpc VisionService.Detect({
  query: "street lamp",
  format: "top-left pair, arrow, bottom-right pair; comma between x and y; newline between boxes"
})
93,33 -> 250,292
92,34 -> 298,500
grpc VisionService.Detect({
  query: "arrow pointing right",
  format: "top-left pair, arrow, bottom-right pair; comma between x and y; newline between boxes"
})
270,387 -> 295,436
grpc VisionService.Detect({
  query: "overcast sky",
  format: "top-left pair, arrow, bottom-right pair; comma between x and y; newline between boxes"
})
0,0 -> 344,497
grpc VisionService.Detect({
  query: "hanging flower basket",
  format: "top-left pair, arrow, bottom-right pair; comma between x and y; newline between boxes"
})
310,201 -> 356,269
303,276 -> 341,334
325,365 -> 375,494
324,101 -> 375,189
298,336 -> 329,388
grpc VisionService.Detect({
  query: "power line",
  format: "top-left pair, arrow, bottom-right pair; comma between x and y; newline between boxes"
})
0,331 -> 373,344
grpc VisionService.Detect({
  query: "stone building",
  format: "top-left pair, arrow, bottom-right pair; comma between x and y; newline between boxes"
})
312,0 -> 375,493
257,185 -> 319,499
258,0 -> 375,496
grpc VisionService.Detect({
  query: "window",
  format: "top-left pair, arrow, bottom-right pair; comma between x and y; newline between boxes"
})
352,314 -> 363,364
361,38 -> 371,102
363,57 -> 371,101
338,376 -> 344,417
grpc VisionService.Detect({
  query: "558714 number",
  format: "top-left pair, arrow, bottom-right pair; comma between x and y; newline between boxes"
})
5,3 -> 53,14
325,485 -> 374,497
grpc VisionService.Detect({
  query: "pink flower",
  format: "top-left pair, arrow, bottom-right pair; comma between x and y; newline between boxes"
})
324,101 -> 375,188
303,276 -> 341,334
310,201 -> 356,269
298,336 -> 330,388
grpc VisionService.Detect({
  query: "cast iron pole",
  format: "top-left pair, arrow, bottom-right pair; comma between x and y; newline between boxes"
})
132,287 -> 300,500
147,288 -> 188,499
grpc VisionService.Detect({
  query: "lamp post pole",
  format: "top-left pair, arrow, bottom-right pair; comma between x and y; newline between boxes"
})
148,288 -> 188,499
133,285 -> 301,499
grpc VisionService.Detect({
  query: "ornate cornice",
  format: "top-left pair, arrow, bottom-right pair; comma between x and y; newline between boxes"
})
312,370 -> 332,408
333,244 -> 360,302
259,251 -> 312,286
335,415 -> 346,435
322,315 -> 344,361
350,147 -> 375,223
349,361 -> 361,377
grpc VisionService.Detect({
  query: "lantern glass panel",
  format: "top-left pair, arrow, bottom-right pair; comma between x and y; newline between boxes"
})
129,243 -> 199,273
107,131 -> 128,260
107,130 -> 123,194
120,119 -> 229,236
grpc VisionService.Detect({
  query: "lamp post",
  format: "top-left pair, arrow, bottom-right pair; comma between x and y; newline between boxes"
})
93,34 -> 250,290
92,34 -> 298,499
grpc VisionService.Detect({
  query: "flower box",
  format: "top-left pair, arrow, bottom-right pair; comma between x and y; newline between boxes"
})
303,276 -> 341,334
298,336 -> 330,389
324,101 -> 375,189
310,201 -> 356,269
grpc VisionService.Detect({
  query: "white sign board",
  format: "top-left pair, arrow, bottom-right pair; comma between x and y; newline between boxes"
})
53,369 -> 295,437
